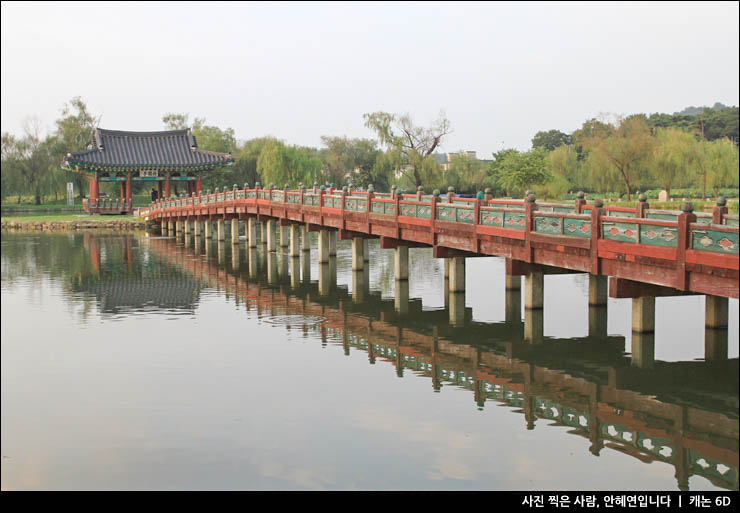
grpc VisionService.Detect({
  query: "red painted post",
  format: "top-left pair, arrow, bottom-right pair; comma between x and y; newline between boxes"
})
676,202 -> 696,291
165,173 -> 171,199
196,176 -> 202,195
394,188 -> 401,238
430,192 -> 439,236
473,196 -> 481,252
524,192 -> 537,263
713,196 -> 728,225
590,198 -> 604,275
340,186 -> 347,230
635,193 -> 649,218
126,173 -> 132,206
574,191 -> 586,214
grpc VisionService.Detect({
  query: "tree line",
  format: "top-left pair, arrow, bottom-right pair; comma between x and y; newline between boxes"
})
2,97 -> 738,205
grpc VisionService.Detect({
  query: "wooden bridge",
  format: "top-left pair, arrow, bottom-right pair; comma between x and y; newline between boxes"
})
141,235 -> 739,491
140,184 -> 738,335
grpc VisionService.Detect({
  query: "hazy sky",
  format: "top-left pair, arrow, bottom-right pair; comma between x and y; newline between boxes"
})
1,1 -> 738,156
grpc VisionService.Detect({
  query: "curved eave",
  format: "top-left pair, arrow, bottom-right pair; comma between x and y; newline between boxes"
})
64,157 -> 234,173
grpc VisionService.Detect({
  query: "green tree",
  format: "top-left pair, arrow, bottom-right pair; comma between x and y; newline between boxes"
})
363,111 -> 452,187
579,116 -> 654,200
5,119 -> 57,205
55,96 -> 101,198
444,153 -> 487,194
494,148 -> 551,197
531,129 -> 571,151
546,145 -> 586,192
691,137 -> 740,198
650,127 -> 695,198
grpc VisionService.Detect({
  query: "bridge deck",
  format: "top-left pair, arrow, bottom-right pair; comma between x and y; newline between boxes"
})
141,188 -> 739,299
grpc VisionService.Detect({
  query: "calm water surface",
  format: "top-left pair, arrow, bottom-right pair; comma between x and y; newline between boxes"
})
1,231 -> 738,491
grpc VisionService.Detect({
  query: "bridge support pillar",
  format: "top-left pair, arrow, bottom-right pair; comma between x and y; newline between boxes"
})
705,295 -> 728,329
395,279 -> 409,314
266,220 -> 277,252
302,225 -> 310,251
289,256 -> 300,290
302,251 -> 311,283
184,233 -> 192,248
505,288 -> 521,324
204,220 -> 211,239
394,246 -> 409,280
267,252 -> 277,284
588,306 -> 608,339
631,332 -> 655,369
194,220 -> 201,237
160,220 -> 166,234
448,257 -> 466,293
184,219 -> 191,236
329,230 -> 337,256
318,262 -> 330,296
247,218 -> 257,248
205,237 -> 212,258
289,225 -> 300,257
248,247 -> 258,279
231,219 -> 239,244
231,244 -> 240,269
449,292 -> 466,327
280,225 -> 289,248
318,230 -> 330,263
589,274 -> 608,306
352,270 -> 368,304
260,221 -> 267,245
705,328 -> 728,362
168,220 -> 174,235
352,237 -> 364,271
217,219 -> 225,241
631,296 -> 655,333
217,241 -> 225,264
525,272 -> 544,309
444,258 -> 450,279
364,239 -> 369,262
505,274 -> 521,290
524,307 -> 544,344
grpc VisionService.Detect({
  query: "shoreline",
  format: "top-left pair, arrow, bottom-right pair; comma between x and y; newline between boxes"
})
1,218 -> 148,231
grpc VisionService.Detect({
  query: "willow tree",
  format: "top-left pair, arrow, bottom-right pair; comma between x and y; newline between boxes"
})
55,97 -> 101,198
363,111 -> 452,187
691,137 -> 740,198
650,127 -> 695,198
580,116 -> 654,200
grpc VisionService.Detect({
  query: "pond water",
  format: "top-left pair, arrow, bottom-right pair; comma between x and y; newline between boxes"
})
1,231 -> 737,491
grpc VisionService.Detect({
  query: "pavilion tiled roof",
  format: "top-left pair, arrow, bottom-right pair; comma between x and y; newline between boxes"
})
65,128 -> 233,171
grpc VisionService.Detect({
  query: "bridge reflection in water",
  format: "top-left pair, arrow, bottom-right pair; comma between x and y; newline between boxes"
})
77,234 -> 738,491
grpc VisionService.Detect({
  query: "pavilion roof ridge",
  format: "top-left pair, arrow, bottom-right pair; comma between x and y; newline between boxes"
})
64,127 -> 233,171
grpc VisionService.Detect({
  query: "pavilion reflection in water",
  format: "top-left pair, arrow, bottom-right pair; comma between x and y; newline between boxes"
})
74,234 -> 738,491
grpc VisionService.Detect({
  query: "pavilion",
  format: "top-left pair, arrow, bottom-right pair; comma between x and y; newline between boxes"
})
63,128 -> 233,214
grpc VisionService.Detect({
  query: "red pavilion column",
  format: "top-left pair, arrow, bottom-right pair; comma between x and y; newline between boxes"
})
196,176 -> 202,195
126,173 -> 132,206
120,181 -> 125,200
165,172 -> 171,199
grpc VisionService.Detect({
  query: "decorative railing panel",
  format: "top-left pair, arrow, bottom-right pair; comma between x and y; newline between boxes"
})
479,208 -> 505,227
602,220 -> 639,243
691,226 -> 739,254
399,202 -> 432,218
639,224 -> 678,247
503,211 -> 526,229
